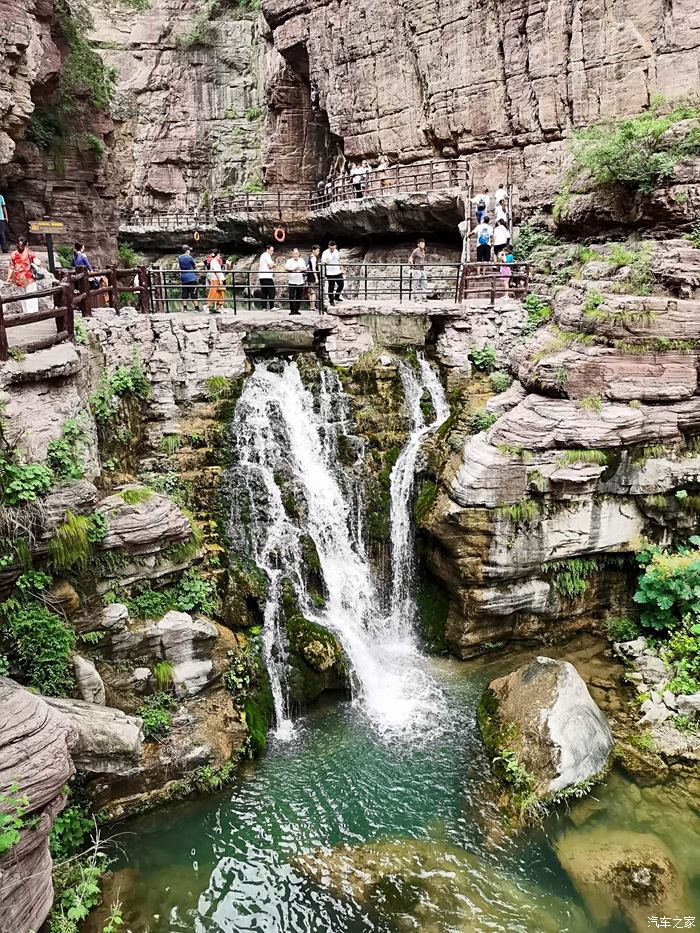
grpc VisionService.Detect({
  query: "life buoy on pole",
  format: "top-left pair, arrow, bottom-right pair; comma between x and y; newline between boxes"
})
193,229 -> 201,242
273,226 -> 286,243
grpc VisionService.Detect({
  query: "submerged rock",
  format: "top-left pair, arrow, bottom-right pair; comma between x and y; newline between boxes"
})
555,827 -> 688,933
293,836 -> 591,933
478,656 -> 614,806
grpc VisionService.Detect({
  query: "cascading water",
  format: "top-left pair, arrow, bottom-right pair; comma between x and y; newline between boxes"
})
228,355 -> 449,739
388,357 -> 450,636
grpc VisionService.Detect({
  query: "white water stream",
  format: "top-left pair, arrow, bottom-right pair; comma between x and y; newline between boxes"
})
229,355 -> 449,739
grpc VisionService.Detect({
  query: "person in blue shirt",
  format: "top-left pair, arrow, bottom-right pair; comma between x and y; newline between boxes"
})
0,193 -> 8,252
177,244 -> 200,312
73,242 -> 93,272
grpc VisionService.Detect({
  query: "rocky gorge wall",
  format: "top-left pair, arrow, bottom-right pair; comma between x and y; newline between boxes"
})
90,0 -> 263,216
260,0 -> 700,213
0,0 -> 118,262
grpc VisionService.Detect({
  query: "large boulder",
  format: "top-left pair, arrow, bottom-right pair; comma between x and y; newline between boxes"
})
478,657 -> 614,803
0,679 -> 77,933
43,697 -> 143,776
97,487 -> 192,555
555,827 -> 688,933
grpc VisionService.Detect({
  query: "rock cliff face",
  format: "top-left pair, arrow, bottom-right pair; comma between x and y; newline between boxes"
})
90,0 -> 262,215
0,679 -> 76,933
420,247 -> 700,657
260,0 -> 700,206
0,0 -> 118,262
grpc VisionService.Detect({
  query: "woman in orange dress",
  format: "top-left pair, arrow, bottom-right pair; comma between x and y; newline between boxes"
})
3,237 -> 39,314
206,250 -> 225,313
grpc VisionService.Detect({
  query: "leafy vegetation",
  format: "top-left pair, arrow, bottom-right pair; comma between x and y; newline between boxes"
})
563,96 -> 700,195
152,659 -> 174,689
470,409 -> 498,433
47,419 -> 87,480
50,804 -> 93,860
582,288 -> 604,315
49,848 -> 114,933
116,243 -> 141,267
513,217 -> 557,260
0,461 -> 53,505
0,783 -> 30,855
634,538 -> 700,631
544,558 -> 599,599
489,371 -> 513,393
469,344 -> 497,373
684,224 -> 700,249
578,394 -> 603,413
49,511 -> 92,572
494,499 -> 540,526
119,486 -> 153,505
521,293 -> 552,336
137,691 -> 176,740
0,594 -> 76,695
112,569 -> 218,620
90,357 -> 150,424
605,616 -> 640,642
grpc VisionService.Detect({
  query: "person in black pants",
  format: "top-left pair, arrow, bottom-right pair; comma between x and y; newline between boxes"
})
258,244 -> 276,311
321,241 -> 344,305
285,248 -> 306,315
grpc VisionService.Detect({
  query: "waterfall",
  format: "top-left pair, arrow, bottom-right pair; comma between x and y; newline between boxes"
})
388,357 -> 450,634
228,356 -> 449,739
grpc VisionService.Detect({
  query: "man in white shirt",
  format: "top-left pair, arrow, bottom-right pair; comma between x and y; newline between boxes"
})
474,216 -> 493,266
321,241 -> 344,305
285,247 -> 307,315
258,244 -> 276,311
494,183 -> 507,206
470,187 -> 490,224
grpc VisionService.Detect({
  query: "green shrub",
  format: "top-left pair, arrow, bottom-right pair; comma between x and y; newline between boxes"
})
489,371 -> 513,393
565,96 -> 700,194
469,344 -> 497,372
137,691 -> 175,740
634,540 -> 700,631
578,394 -> 603,413
84,133 -> 105,159
470,409 -> 498,433
50,804 -> 93,860
49,511 -> 92,572
513,217 -> 557,259
582,288 -> 605,315
46,419 -> 86,480
243,178 -> 265,193
245,105 -> 262,121
119,486 -> 153,505
684,224 -> 700,249
120,570 -> 218,620
90,356 -> 150,424
116,243 -> 141,267
605,617 -> 640,642
152,659 -> 174,689
49,850 -> 108,932
0,601 -> 76,695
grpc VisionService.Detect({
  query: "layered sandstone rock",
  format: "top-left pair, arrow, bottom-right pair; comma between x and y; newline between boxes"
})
0,0 -> 117,262
0,678 -> 77,933
89,0 -> 263,215
260,0 -> 700,217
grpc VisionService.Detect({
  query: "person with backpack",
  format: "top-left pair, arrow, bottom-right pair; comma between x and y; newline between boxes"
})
178,245 -> 200,312
306,244 -> 320,312
470,187 -> 490,224
474,215 -> 493,266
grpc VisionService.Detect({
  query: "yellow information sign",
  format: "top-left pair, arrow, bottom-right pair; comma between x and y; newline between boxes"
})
29,220 -> 65,233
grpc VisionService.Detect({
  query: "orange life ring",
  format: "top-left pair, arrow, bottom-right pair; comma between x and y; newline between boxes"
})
193,230 -> 201,241
273,226 -> 286,243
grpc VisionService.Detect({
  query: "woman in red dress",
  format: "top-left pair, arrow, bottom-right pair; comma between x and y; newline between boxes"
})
3,237 -> 39,314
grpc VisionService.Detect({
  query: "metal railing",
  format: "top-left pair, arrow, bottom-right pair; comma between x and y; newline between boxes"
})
120,158 -> 471,230
144,262 -> 530,315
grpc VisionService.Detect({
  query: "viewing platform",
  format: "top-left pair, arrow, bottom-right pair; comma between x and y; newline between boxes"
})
120,159 -> 473,247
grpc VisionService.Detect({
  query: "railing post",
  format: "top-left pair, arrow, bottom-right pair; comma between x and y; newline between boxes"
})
148,268 -> 156,313
319,265 -> 325,314
395,164 -> 400,196
137,266 -> 150,312
491,277 -> 495,306
63,282 -> 75,342
232,269 -> 237,316
399,264 -> 403,303
107,267 -> 119,313
363,263 -> 368,300
78,269 -> 91,318
0,298 -> 8,362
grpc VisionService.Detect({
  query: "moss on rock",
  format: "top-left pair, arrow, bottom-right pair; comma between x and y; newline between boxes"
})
415,578 -> 449,653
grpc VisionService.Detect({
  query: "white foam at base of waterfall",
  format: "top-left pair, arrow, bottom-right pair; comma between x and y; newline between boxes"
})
229,357 -> 451,741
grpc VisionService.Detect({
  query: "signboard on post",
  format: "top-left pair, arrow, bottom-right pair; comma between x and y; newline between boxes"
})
29,220 -> 65,276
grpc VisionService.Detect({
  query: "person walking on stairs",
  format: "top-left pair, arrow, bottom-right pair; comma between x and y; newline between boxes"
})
408,238 -> 428,301
258,244 -> 277,311
322,241 -> 344,306
286,248 -> 307,315
475,215 -> 493,267
471,187 -> 490,224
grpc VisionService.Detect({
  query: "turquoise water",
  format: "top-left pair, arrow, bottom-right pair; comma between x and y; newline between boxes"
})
108,651 -> 699,933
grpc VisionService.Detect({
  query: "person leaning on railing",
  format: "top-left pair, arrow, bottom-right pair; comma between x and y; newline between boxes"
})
286,248 -> 307,316
177,244 -> 201,312
321,241 -> 344,306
